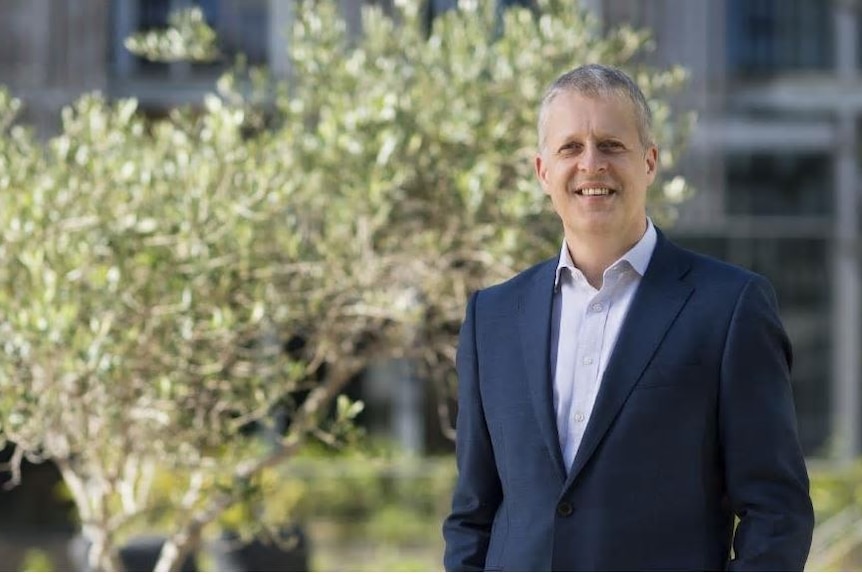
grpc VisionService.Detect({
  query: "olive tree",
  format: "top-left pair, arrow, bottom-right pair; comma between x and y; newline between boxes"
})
0,0 -> 693,570
260,0 -> 693,437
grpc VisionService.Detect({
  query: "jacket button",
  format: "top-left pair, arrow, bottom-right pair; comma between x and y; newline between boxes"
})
557,501 -> 573,517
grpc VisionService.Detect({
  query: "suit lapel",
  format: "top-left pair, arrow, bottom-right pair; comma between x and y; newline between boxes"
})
565,232 -> 694,488
518,259 -> 567,481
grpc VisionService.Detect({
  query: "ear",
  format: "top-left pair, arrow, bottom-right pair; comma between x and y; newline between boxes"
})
644,145 -> 658,183
534,152 -> 550,195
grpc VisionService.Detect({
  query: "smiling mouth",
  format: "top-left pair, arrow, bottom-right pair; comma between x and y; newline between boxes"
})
575,187 -> 615,197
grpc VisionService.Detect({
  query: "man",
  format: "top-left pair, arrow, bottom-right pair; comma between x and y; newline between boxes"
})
442,64 -> 814,571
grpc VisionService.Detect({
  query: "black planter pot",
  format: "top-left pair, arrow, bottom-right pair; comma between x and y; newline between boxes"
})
68,533 -> 198,571
208,524 -> 310,571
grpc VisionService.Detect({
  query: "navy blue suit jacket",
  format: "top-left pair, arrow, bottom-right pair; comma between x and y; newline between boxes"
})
442,230 -> 814,571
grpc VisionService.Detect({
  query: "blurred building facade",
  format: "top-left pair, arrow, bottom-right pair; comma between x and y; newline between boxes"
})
596,0 -> 861,462
0,0 -> 859,463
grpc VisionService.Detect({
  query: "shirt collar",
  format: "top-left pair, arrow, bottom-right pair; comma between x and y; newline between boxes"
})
554,218 -> 657,290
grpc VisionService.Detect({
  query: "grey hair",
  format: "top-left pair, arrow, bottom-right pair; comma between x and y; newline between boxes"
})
537,63 -> 654,152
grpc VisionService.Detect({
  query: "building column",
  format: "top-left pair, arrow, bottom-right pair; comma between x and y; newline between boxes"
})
340,0 -> 363,40
113,0 -> 139,79
579,0 -> 603,22
268,0 -> 293,79
365,358 -> 425,455
831,1 -> 861,461
391,359 -> 424,455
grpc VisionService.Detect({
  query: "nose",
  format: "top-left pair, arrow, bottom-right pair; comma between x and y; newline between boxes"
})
578,143 -> 607,174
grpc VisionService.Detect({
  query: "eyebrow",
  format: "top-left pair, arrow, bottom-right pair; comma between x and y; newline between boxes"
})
555,135 -> 627,149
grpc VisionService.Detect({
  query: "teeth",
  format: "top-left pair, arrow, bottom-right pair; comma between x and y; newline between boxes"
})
579,187 -> 612,196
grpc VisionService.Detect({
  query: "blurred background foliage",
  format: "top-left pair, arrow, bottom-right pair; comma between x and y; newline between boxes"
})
0,0 -> 694,570
286,445 -> 457,571
807,462 -> 862,570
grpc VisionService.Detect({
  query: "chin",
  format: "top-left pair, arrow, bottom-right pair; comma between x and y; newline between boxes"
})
571,217 -> 621,236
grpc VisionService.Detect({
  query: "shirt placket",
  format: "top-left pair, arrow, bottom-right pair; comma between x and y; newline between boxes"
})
569,279 -> 613,458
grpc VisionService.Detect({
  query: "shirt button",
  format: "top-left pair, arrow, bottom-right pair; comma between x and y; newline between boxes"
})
574,412 -> 585,423
582,356 -> 594,365
590,302 -> 603,312
557,501 -> 574,517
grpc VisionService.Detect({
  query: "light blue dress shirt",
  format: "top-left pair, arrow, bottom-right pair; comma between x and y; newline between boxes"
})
550,219 -> 658,470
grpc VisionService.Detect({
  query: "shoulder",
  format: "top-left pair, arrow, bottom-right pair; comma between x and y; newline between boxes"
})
661,234 -> 778,303
660,232 -> 766,285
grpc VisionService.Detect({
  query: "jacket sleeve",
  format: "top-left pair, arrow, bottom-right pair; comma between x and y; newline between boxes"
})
442,291 -> 503,571
720,276 -> 815,571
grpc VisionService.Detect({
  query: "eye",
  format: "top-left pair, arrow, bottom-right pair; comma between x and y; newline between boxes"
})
558,142 -> 581,155
600,140 -> 625,152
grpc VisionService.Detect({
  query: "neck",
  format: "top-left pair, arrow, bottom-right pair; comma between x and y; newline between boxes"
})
565,220 -> 647,289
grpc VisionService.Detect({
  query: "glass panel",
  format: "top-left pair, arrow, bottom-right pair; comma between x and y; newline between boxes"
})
725,152 -> 833,216
111,0 -> 270,79
726,0 -> 833,77
216,0 -> 268,65
138,0 -> 172,28
135,0 -> 172,75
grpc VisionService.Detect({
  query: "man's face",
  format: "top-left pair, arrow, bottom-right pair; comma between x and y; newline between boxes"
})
535,91 -> 658,244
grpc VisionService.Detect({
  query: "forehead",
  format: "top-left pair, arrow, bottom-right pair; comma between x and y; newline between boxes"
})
543,90 -> 640,143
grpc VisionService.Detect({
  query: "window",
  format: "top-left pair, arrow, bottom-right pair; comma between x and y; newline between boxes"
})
725,152 -> 833,216
726,0 -> 833,77
111,0 -> 269,80
424,0 -> 534,31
